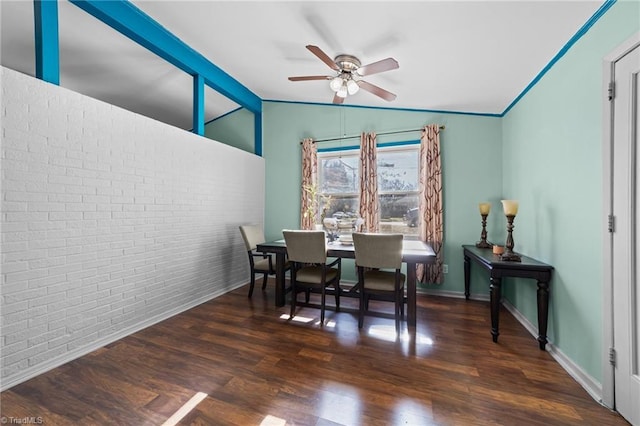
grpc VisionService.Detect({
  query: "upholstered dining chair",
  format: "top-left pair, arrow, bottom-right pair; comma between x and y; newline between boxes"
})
239,225 -> 288,298
352,233 -> 406,332
282,230 -> 341,324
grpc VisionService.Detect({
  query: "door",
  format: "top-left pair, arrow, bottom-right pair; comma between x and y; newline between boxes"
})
612,41 -> 640,426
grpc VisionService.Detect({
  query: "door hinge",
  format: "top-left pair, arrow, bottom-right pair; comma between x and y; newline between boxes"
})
609,347 -> 616,367
608,214 -> 615,233
608,81 -> 615,101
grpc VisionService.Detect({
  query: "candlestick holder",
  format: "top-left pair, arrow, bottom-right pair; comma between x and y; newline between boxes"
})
500,200 -> 521,262
476,213 -> 491,248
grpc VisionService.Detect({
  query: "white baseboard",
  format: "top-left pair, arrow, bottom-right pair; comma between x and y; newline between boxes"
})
501,299 -> 604,404
0,282 -> 246,392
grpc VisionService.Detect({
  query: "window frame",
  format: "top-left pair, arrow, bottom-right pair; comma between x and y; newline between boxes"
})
317,140 -> 420,235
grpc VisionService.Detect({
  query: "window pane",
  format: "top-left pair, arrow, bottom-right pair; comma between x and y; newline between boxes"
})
379,193 -> 419,236
377,150 -> 418,192
380,193 -> 418,220
319,155 -> 359,194
321,195 -> 359,220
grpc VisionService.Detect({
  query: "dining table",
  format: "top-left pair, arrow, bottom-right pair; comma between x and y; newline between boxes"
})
256,238 -> 436,327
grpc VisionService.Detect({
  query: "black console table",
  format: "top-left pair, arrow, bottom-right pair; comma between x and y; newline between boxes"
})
462,245 -> 553,350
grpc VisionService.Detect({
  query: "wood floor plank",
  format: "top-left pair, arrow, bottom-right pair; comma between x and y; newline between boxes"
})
0,283 -> 629,425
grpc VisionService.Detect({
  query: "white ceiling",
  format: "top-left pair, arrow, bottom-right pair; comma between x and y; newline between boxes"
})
1,1 -> 604,130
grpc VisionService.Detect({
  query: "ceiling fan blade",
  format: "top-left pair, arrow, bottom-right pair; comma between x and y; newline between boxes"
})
357,80 -> 397,102
356,58 -> 399,76
333,94 -> 344,104
288,76 -> 332,81
306,45 -> 340,71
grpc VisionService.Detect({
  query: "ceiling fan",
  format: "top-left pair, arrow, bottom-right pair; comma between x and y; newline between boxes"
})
288,45 -> 399,104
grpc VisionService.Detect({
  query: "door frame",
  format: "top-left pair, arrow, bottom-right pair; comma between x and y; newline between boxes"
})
602,31 -> 640,409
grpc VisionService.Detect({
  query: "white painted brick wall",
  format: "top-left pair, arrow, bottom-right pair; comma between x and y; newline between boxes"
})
1,67 -> 265,389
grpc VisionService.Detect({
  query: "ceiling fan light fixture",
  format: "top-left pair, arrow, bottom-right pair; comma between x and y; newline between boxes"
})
289,45 -> 398,103
336,83 -> 348,98
329,76 -> 343,92
346,79 -> 359,95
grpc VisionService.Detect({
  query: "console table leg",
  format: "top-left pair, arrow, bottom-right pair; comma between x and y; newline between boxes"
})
464,255 -> 470,300
537,281 -> 550,350
490,277 -> 502,343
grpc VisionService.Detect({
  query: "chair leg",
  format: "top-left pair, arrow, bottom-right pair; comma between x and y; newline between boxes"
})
358,291 -> 365,329
357,268 -> 364,329
261,273 -> 269,290
290,287 -> 296,319
320,287 -> 326,325
334,284 -> 340,311
305,289 -> 311,303
248,273 -> 256,298
395,296 -> 400,333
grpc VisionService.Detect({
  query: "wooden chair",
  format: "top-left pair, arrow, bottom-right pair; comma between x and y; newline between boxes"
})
282,230 -> 341,324
239,225 -> 288,298
353,233 -> 406,332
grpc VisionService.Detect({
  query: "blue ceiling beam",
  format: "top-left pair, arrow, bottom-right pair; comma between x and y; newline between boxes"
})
193,74 -> 204,136
68,0 -> 262,115
254,113 -> 262,156
33,0 -> 60,84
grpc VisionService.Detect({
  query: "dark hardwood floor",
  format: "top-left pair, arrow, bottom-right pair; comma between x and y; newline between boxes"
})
0,282 -> 629,425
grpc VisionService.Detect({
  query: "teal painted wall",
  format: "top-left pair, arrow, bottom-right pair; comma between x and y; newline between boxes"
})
262,101 -> 503,291
501,0 -> 640,382
205,107 -> 255,153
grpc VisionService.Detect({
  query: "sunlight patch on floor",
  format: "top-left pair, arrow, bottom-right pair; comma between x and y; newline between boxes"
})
279,313 -> 336,327
161,392 -> 208,426
367,325 -> 434,345
393,398 -> 434,424
318,319 -> 336,327
319,382 -> 361,425
260,415 -> 287,426
279,313 -> 315,323
415,334 -> 434,345
367,325 -> 401,342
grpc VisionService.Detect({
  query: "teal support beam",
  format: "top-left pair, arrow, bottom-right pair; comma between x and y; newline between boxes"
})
193,74 -> 204,136
33,0 -> 60,84
254,112 -> 262,156
69,0 -> 261,115
69,0 -> 265,155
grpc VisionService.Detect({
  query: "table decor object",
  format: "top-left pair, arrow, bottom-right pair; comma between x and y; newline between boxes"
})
323,218 -> 339,242
476,202 -> 492,248
500,200 -> 521,262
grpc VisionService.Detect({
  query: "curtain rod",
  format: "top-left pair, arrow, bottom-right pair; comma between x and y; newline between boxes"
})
300,125 -> 445,144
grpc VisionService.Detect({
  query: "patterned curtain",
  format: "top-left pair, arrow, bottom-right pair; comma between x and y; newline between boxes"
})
300,138 -> 317,230
358,132 -> 379,232
416,125 -> 444,284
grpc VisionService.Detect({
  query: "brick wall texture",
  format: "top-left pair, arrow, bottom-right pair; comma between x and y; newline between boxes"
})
1,67 -> 265,388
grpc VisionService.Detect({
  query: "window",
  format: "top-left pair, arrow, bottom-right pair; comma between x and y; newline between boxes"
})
317,144 -> 420,236
318,149 -> 360,221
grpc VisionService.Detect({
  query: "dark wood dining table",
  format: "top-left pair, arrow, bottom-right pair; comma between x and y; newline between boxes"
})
256,238 -> 436,327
